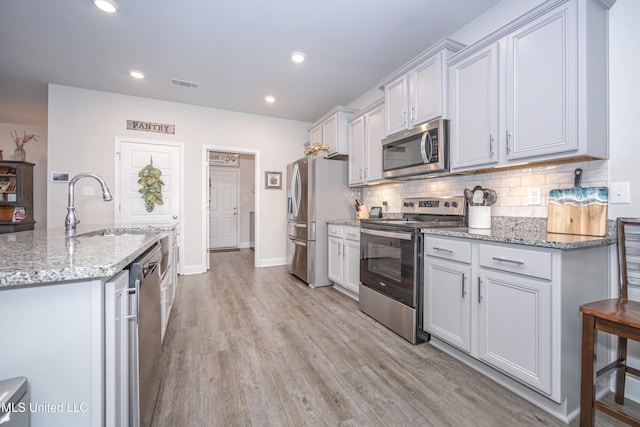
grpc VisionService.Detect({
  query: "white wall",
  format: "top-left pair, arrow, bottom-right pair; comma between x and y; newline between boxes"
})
0,122 -> 48,228
47,85 -> 308,272
238,153 -> 255,247
608,0 -> 640,219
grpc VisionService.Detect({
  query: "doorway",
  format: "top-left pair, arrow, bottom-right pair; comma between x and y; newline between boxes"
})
202,146 -> 259,270
115,137 -> 184,273
209,167 -> 239,249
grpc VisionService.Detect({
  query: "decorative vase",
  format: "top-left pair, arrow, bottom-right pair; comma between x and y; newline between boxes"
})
14,146 -> 25,161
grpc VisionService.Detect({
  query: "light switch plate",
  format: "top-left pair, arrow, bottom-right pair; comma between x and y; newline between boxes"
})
81,186 -> 95,197
610,182 -> 631,204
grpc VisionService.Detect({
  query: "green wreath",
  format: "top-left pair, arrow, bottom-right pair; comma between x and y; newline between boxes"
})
138,158 -> 164,212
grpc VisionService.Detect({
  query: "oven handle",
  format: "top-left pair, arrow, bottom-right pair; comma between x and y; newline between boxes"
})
361,228 -> 413,240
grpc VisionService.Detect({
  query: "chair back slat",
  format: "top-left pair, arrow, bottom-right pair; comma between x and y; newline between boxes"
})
617,218 -> 640,299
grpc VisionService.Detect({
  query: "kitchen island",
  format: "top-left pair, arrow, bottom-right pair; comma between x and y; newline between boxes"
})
0,223 -> 175,427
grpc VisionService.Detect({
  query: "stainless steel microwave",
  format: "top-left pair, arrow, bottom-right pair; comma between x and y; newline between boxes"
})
382,119 -> 449,179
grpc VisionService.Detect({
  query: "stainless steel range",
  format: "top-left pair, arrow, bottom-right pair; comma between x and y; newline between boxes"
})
359,196 -> 466,344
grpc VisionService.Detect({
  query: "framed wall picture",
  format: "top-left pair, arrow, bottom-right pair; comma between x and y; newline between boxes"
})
265,171 -> 282,189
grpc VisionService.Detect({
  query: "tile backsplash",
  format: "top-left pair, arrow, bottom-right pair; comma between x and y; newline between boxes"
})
362,160 -> 608,217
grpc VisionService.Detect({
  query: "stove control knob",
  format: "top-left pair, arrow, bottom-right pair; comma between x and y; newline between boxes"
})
451,201 -> 458,208
408,202 -> 414,207
444,202 -> 450,207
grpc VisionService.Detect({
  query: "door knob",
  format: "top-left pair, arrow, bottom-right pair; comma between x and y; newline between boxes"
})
172,215 -> 178,220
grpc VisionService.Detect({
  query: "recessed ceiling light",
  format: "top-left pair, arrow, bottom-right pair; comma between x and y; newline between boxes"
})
289,51 -> 306,64
265,95 -> 276,103
92,0 -> 119,14
129,70 -> 145,79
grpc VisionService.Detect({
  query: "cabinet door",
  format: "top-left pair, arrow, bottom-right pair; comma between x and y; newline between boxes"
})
309,124 -> 323,147
348,116 -> 365,186
366,103 -> 385,182
478,270 -> 551,394
410,53 -> 442,126
506,3 -> 577,160
323,114 -> 339,155
343,238 -> 360,294
384,75 -> 408,136
327,235 -> 344,285
104,270 -> 130,427
450,43 -> 499,171
424,258 -> 471,353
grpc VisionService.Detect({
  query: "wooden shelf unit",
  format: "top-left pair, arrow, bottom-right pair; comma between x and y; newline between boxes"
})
0,161 -> 35,233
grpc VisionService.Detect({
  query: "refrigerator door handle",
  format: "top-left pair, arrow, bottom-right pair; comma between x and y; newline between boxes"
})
293,163 -> 302,217
287,197 -> 293,214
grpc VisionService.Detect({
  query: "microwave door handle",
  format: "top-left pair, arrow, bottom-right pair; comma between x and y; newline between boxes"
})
420,131 -> 429,164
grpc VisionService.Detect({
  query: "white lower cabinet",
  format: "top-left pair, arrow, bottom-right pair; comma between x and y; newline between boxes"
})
423,235 -> 609,421
478,269 -> 551,394
328,224 -> 360,297
424,236 -> 472,353
161,225 -> 179,342
105,270 -> 131,427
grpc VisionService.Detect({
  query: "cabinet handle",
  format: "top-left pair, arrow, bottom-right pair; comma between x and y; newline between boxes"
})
433,247 -> 453,254
338,243 -> 341,256
506,131 -> 511,154
478,277 -> 482,303
411,107 -> 415,122
492,256 -> 525,266
346,233 -> 357,238
489,134 -> 495,157
402,110 -> 407,125
461,274 -> 466,298
360,167 -> 363,180
364,167 -> 368,178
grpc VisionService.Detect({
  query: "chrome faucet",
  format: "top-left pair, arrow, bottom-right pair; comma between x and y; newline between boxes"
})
65,173 -> 113,233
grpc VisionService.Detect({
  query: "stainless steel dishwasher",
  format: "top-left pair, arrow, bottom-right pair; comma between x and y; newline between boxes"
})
128,243 -> 163,427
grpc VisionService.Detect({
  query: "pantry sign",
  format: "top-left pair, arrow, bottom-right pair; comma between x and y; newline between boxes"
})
126,120 -> 175,134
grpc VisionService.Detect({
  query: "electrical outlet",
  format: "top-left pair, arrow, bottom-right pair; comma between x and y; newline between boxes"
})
81,186 -> 95,196
610,182 -> 631,204
528,187 -> 541,205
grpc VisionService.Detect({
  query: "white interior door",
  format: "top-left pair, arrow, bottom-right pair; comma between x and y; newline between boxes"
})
117,140 -> 181,224
209,167 -> 238,249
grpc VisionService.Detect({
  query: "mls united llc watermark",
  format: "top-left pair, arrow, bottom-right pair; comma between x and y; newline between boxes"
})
1,401 -> 88,414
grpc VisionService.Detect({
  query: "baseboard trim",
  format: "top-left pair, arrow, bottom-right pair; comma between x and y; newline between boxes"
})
256,257 -> 286,267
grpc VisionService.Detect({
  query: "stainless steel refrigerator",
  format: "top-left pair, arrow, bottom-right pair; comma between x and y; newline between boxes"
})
286,156 -> 352,288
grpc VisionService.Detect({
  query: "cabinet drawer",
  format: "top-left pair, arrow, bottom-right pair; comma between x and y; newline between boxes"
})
328,224 -> 343,238
424,237 -> 471,264
343,226 -> 360,241
479,244 -> 551,280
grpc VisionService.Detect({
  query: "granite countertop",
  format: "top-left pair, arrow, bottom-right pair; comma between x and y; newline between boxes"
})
422,227 -> 616,249
329,216 -> 616,249
327,219 -> 361,227
0,223 -> 177,288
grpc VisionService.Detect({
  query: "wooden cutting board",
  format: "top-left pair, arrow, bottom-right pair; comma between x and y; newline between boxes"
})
547,168 -> 608,237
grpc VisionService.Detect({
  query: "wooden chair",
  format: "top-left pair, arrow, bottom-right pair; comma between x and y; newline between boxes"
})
580,217 -> 640,426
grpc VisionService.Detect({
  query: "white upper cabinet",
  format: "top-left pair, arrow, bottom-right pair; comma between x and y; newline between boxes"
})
308,106 -> 357,158
348,99 -> 385,186
380,38 -> 465,137
450,43 -> 500,170
449,0 -> 611,172
505,3 -> 577,160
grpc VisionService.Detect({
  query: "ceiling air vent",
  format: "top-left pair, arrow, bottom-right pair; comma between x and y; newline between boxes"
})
170,78 -> 199,89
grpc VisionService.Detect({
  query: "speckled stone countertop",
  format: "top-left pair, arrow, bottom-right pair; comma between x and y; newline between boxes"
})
421,217 -> 616,249
330,216 -> 615,249
327,219 -> 361,226
0,223 -> 176,288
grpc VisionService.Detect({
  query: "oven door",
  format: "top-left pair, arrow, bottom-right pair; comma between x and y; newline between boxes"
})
360,228 -> 419,307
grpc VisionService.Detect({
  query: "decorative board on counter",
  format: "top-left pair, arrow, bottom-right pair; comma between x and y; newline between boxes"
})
547,169 -> 608,237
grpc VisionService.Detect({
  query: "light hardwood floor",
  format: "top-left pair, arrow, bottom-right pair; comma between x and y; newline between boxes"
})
152,249 -> 627,426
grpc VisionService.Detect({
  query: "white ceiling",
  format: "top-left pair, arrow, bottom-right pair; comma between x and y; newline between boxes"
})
0,0 -> 502,127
